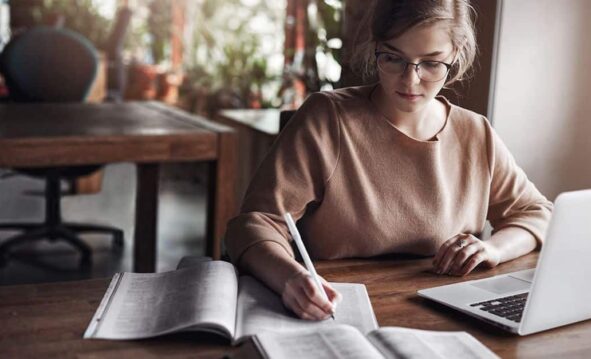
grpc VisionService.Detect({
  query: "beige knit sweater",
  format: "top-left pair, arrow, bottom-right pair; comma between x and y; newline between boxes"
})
225,85 -> 552,264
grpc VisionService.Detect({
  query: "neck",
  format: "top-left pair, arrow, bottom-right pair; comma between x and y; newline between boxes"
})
372,86 -> 443,140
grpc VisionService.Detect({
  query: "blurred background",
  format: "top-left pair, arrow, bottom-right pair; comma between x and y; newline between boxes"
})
1,0 -> 590,284
0,0 -> 356,283
4,0 -> 348,112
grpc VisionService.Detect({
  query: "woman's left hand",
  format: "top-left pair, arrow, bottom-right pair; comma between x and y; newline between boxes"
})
432,233 -> 501,276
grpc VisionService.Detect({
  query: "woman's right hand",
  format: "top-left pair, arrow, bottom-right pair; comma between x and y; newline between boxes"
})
282,271 -> 342,320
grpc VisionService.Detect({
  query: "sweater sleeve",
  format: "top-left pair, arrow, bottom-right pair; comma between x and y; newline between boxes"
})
224,92 -> 341,265
485,122 -> 553,245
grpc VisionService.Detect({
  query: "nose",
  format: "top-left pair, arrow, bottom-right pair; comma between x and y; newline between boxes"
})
400,63 -> 421,85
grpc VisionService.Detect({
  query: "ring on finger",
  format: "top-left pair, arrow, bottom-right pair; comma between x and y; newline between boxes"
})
457,239 -> 468,249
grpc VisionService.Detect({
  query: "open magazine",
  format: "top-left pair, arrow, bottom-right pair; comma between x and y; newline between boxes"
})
253,325 -> 499,359
83,260 -> 378,344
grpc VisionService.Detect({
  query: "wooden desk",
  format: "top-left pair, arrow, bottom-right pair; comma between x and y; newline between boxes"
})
216,109 -> 280,203
1,253 -> 590,358
218,109 -> 281,136
0,102 -> 237,271
318,253 -> 591,358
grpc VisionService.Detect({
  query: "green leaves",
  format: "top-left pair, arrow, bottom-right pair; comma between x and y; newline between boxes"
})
184,0 -> 281,108
32,0 -> 111,47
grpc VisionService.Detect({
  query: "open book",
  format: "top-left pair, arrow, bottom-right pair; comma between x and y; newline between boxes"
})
83,260 -> 377,344
253,325 -> 499,359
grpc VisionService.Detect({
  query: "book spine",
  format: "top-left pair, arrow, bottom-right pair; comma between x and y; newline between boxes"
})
83,273 -> 124,338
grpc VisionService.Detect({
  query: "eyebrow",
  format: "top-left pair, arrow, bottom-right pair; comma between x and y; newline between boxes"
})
381,43 -> 445,57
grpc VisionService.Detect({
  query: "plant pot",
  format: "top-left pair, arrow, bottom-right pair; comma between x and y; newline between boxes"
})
156,71 -> 183,104
124,63 -> 158,100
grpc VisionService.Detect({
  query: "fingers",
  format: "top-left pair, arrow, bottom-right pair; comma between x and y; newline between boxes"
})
282,272 -> 337,320
449,244 -> 479,275
432,233 -> 464,269
300,276 -> 335,313
324,285 -> 343,312
457,251 -> 486,276
433,234 -> 470,274
434,234 -> 492,276
320,277 -> 343,308
282,289 -> 327,320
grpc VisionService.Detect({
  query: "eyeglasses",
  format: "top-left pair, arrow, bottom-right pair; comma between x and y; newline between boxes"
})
374,51 -> 452,82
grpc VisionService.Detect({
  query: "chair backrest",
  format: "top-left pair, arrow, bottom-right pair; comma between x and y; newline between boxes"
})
0,26 -> 98,102
103,7 -> 132,60
279,110 -> 297,132
102,7 -> 132,100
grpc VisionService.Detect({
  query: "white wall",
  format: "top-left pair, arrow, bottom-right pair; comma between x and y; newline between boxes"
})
491,0 -> 591,200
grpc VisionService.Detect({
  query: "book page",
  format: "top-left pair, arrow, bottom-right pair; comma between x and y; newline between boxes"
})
85,261 -> 239,340
254,325 -> 384,359
234,276 -> 378,342
367,327 -> 499,359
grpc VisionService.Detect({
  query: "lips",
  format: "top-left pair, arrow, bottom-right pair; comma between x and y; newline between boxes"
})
396,91 -> 422,101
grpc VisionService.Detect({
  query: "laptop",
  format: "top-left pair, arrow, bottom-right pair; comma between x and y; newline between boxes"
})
418,189 -> 591,335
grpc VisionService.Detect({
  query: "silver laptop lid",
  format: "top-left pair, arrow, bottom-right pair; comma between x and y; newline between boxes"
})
520,189 -> 591,335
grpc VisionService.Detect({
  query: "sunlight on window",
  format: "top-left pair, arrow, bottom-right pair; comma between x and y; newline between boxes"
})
92,0 -> 117,19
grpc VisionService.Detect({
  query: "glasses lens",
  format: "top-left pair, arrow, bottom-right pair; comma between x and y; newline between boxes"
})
376,53 -> 406,74
417,62 -> 448,82
376,53 -> 449,82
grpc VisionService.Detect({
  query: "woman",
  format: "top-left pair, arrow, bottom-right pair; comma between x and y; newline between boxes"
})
225,0 -> 552,321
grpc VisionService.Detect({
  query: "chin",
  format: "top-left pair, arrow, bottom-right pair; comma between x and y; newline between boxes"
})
392,97 -> 427,113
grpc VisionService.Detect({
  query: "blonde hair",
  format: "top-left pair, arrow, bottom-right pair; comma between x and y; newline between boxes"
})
351,0 -> 477,86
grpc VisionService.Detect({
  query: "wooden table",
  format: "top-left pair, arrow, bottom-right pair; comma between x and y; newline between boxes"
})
0,102 -> 237,271
1,253 -> 590,358
319,253 -> 591,358
218,109 -> 282,136
216,109 -> 280,203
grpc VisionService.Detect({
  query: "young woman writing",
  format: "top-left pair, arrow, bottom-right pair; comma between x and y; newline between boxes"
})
225,0 -> 552,321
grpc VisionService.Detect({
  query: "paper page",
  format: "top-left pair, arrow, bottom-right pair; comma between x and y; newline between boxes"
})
176,255 -> 213,269
367,327 -> 499,359
85,261 -> 239,340
234,276 -> 378,342
254,325 -> 384,359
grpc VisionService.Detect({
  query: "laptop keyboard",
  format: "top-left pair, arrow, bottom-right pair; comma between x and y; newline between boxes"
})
470,292 -> 529,323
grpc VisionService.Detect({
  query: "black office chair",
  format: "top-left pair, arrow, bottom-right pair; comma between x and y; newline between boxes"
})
0,26 -> 123,266
102,6 -> 132,102
279,109 -> 297,132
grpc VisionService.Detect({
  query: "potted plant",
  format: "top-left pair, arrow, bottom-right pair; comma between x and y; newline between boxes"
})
30,0 -> 111,48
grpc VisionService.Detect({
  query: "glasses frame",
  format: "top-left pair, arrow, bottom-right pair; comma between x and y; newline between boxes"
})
374,51 -> 453,82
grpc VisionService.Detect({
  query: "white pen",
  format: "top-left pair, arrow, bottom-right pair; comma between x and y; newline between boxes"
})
284,212 -> 335,320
